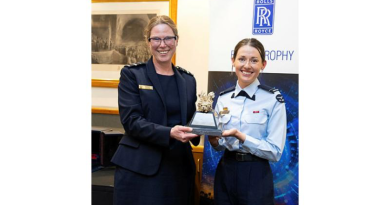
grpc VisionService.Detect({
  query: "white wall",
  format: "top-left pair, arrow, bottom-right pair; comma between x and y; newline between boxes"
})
176,0 -> 210,94
91,87 -> 118,108
91,0 -> 210,109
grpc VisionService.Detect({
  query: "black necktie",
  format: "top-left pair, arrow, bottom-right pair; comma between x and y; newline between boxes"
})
233,90 -> 256,101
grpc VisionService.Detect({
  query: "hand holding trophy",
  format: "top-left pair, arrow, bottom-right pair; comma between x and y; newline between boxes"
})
188,91 -> 222,136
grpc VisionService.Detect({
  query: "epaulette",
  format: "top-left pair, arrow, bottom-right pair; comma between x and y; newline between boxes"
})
176,66 -> 193,76
258,84 -> 279,94
259,85 -> 284,103
219,86 -> 235,96
124,62 -> 146,68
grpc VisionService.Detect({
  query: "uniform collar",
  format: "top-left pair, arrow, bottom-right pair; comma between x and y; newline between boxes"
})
233,79 -> 260,99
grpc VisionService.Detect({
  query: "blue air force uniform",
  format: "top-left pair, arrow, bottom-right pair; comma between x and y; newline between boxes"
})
212,79 -> 287,205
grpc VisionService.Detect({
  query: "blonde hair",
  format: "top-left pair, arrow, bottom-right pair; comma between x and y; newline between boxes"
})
144,15 -> 179,43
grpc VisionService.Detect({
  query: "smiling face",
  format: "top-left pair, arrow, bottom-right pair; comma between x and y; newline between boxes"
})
233,45 -> 267,88
149,24 -> 178,65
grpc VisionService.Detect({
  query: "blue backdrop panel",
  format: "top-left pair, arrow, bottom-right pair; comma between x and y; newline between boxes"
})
200,71 -> 298,205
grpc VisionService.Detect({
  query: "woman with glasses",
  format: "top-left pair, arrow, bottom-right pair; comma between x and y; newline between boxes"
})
111,15 -> 200,205
208,38 -> 287,205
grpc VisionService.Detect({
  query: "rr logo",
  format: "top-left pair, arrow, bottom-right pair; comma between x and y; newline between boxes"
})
252,0 -> 275,35
256,7 -> 271,26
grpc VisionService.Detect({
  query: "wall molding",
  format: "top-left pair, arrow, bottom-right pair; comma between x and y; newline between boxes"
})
92,107 -> 119,115
92,79 -> 119,88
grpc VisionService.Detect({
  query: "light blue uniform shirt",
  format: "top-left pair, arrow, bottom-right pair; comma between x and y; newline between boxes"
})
213,79 -> 287,162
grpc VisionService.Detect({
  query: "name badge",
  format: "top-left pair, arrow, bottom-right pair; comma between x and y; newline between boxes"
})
139,85 -> 153,90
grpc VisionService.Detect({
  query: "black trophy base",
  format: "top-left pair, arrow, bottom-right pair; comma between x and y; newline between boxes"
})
191,127 -> 222,136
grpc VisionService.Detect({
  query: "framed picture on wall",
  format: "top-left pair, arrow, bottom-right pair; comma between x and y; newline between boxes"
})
91,0 -> 177,88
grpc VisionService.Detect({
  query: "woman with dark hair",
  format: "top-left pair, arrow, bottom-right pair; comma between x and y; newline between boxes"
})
111,15 -> 200,205
209,38 -> 287,205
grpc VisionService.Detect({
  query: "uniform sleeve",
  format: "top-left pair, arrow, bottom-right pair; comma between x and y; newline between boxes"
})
118,67 -> 171,147
241,95 -> 287,161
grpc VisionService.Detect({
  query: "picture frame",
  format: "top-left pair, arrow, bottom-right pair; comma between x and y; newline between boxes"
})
91,0 -> 177,88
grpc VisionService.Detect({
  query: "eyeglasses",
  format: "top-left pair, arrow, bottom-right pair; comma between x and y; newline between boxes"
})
148,36 -> 177,46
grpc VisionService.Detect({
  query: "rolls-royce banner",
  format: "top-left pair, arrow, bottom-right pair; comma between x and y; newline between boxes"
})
208,0 -> 298,74
201,0 -> 298,204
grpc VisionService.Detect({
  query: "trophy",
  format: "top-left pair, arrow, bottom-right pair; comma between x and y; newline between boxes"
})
188,92 -> 222,136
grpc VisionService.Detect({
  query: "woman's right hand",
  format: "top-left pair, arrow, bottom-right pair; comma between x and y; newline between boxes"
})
170,125 -> 199,143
